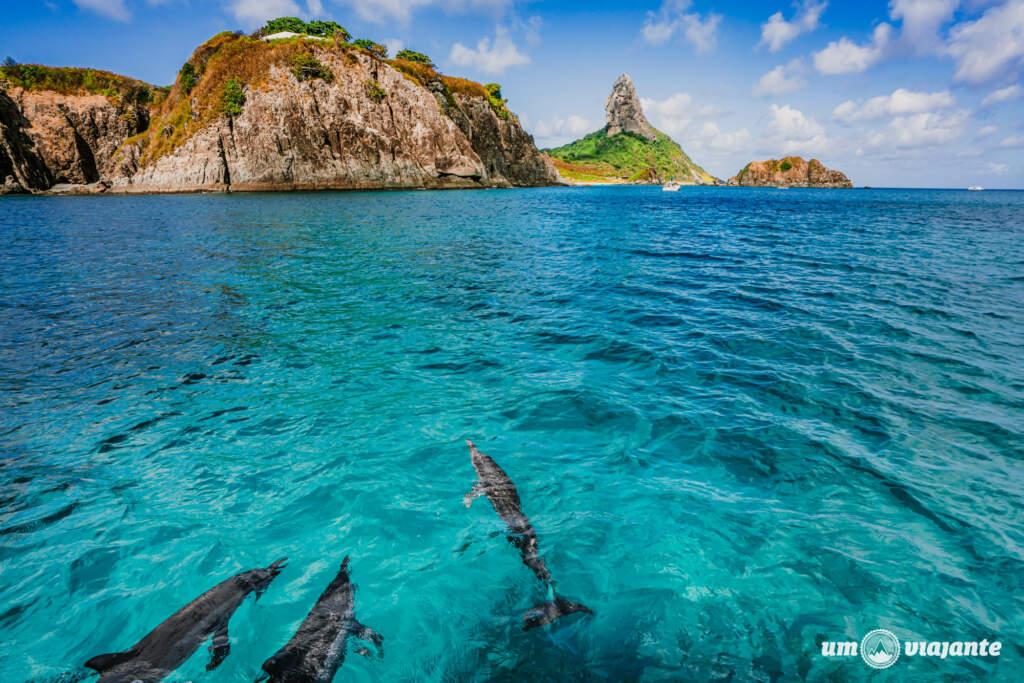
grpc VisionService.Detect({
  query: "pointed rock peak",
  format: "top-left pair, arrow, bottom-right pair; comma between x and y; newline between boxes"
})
605,74 -> 657,141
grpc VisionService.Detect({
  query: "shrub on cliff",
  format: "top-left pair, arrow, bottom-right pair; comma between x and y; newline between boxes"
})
484,83 -> 509,119
291,53 -> 333,82
353,39 -> 387,58
179,62 -> 198,93
260,17 -> 350,41
221,79 -> 245,117
779,159 -> 792,172
396,49 -> 433,67
365,79 -> 386,102
306,21 -> 348,39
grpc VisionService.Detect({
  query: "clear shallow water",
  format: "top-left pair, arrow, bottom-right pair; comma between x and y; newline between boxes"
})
1,186 -> 1022,682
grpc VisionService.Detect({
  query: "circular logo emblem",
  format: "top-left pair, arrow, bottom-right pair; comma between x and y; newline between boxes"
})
861,629 -> 900,669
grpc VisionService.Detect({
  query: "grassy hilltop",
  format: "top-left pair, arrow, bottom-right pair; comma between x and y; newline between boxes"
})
546,128 -> 714,184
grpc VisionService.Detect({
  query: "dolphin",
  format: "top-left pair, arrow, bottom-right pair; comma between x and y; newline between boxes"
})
84,558 -> 287,683
464,439 -> 592,630
261,556 -> 382,682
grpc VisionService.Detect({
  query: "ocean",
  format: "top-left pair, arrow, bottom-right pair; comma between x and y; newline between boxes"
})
1,187 -> 1021,681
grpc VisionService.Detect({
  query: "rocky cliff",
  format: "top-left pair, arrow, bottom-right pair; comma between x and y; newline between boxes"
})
728,156 -> 852,188
0,90 -> 52,193
0,34 -> 558,194
546,74 -> 713,185
605,74 -> 657,141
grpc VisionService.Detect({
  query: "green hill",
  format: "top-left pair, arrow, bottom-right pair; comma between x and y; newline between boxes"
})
545,128 -> 713,184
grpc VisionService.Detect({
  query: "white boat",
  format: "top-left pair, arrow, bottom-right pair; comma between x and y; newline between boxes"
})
968,186 -> 984,191
662,181 -> 681,192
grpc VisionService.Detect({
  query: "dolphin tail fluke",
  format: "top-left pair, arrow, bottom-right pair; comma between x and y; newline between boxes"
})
521,596 -> 593,631
84,648 -> 138,673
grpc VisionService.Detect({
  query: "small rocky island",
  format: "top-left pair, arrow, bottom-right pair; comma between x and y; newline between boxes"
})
544,74 -> 713,185
727,157 -> 852,188
0,19 -> 559,195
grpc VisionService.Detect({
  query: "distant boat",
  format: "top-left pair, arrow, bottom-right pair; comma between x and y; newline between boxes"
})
662,181 -> 681,192
968,186 -> 984,191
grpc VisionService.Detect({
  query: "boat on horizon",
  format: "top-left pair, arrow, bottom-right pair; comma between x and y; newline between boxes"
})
662,181 -> 681,192
968,186 -> 984,191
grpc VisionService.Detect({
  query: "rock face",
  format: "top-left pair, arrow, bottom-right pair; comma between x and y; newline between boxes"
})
728,156 -> 852,188
10,89 -> 150,185
605,74 -> 657,141
0,91 -> 52,194
0,39 -> 559,194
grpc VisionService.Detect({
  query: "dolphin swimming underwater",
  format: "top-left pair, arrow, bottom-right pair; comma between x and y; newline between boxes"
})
261,556 -> 382,682
84,558 -> 287,683
464,439 -> 592,630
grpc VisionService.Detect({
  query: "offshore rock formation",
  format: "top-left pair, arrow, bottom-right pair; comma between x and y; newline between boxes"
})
605,74 -> 657,141
728,157 -> 852,188
0,35 -> 558,194
546,74 -> 713,185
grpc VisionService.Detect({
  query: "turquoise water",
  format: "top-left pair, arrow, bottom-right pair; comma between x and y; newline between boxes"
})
1,187 -> 1022,681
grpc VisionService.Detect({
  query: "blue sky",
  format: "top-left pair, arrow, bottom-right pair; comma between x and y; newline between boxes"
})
3,0 -> 1023,187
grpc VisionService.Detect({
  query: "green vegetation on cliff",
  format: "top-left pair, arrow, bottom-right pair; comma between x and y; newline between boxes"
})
395,49 -> 433,66
0,63 -> 163,105
258,17 -> 350,41
546,128 -> 713,184
352,39 -> 387,57
221,78 -> 246,117
290,52 -> 333,82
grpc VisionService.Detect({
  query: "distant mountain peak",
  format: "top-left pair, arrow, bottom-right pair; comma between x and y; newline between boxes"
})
605,74 -> 657,141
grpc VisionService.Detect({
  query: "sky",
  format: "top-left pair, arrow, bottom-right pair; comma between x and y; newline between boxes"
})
2,0 -> 1023,188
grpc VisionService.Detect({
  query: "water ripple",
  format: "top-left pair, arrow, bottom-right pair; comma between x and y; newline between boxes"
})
1,187 -> 1022,680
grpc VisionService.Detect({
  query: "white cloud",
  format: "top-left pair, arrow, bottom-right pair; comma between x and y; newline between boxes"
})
947,0 -> 1024,84
765,103 -> 829,154
532,115 -> 593,140
642,0 -> 722,54
228,0 -> 329,28
695,121 -> 753,151
72,0 -> 130,21
384,38 -> 405,58
449,27 -> 529,74
759,1 -> 828,52
987,162 -> 1010,173
864,109 -> 969,148
810,0 -> 955,75
639,92 -> 723,138
890,0 -> 959,53
753,58 -> 806,97
833,88 -> 955,122
977,124 -> 999,136
1000,134 -> 1024,147
814,22 -> 893,74
981,83 -> 1024,107
681,12 -> 722,53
